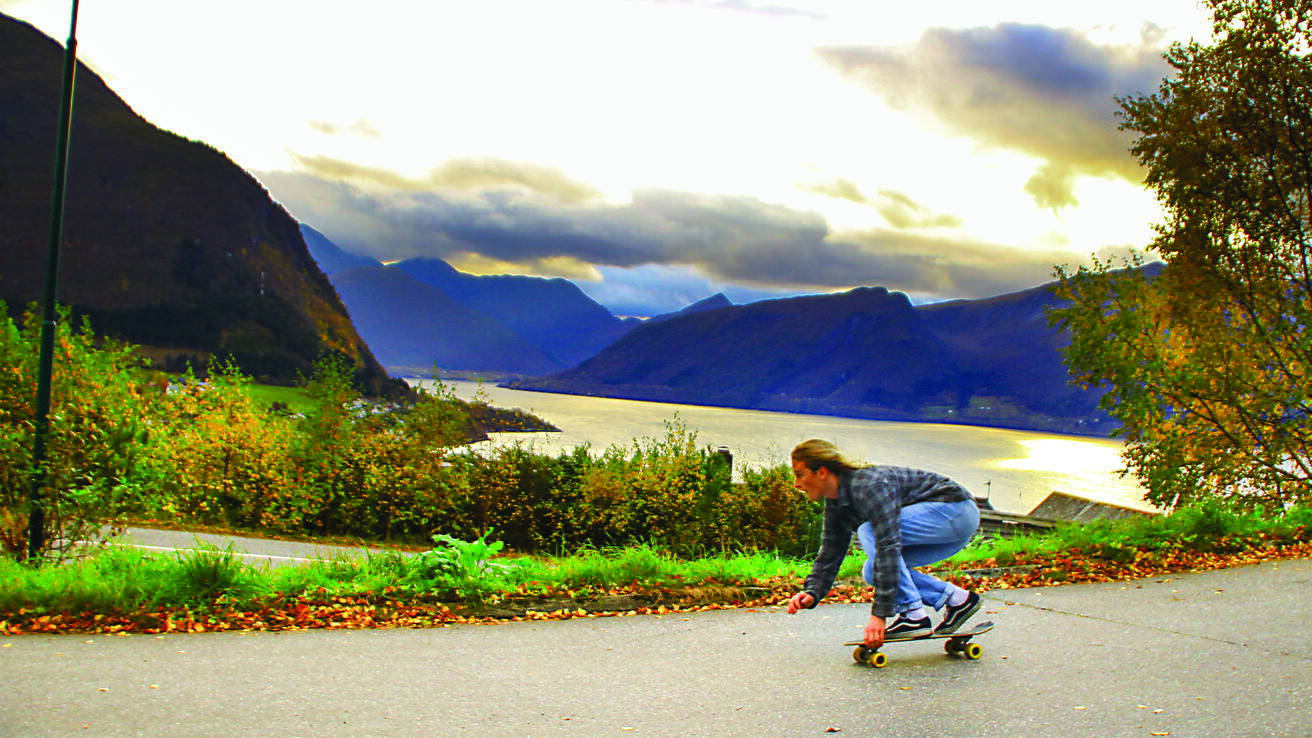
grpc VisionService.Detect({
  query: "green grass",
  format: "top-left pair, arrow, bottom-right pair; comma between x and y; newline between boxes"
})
0,542 -> 849,616
945,500 -> 1312,567
3,503 -> 1308,618
245,383 -> 311,411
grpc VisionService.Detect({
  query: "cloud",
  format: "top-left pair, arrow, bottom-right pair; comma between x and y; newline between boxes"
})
579,263 -> 800,317
291,153 -> 603,204
802,180 -> 964,229
817,23 -> 1170,207
261,167 -> 1070,307
803,178 -> 868,204
1025,161 -> 1079,210
307,119 -> 382,138
873,190 -> 963,229
833,227 -> 1075,300
427,158 -> 603,204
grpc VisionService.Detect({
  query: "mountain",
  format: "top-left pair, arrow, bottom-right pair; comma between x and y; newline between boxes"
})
0,14 -> 391,391
514,286 -> 967,417
300,224 -> 381,275
297,225 -> 640,374
331,265 -> 561,375
512,279 -> 1117,435
917,282 -> 1092,420
647,292 -> 733,324
395,258 -> 632,367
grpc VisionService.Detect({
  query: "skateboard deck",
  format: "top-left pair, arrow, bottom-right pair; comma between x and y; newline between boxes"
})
844,620 -> 994,668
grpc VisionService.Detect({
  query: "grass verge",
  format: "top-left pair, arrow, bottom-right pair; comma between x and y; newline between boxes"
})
2,503 -> 1309,635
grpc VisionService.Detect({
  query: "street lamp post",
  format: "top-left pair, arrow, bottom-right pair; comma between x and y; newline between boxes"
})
27,0 -> 82,561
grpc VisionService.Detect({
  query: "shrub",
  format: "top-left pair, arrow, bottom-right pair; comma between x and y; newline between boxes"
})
0,304 -> 153,561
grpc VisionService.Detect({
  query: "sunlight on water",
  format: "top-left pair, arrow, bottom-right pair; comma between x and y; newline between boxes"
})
998,439 -> 1124,474
422,380 -> 1151,516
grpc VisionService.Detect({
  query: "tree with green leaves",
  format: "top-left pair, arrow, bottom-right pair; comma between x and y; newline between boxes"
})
1052,0 -> 1312,510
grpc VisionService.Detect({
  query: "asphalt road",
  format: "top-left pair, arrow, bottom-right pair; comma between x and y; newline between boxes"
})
2,551 -> 1309,737
101,527 -> 413,568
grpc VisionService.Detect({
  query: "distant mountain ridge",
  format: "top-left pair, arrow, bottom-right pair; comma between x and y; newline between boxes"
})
518,286 -> 962,409
0,14 -> 390,391
330,264 -> 563,375
302,228 -> 638,375
303,219 -> 1120,434
395,258 -> 632,368
512,279 -> 1117,435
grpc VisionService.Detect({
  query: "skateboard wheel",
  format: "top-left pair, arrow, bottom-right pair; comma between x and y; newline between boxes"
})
963,642 -> 983,660
944,640 -> 962,656
853,646 -> 870,664
868,651 -> 888,668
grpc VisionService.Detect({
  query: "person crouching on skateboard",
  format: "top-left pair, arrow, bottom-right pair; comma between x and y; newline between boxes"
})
785,439 -> 983,648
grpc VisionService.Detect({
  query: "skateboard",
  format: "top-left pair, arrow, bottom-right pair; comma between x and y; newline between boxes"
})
844,620 -> 994,668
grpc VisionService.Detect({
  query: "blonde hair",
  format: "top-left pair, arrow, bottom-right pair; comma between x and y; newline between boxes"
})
791,439 -> 864,475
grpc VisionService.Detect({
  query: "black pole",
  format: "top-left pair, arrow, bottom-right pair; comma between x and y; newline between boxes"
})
27,0 -> 82,562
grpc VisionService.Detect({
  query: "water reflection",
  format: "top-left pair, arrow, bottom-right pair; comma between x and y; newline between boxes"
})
998,439 -> 1123,475
424,380 -> 1150,515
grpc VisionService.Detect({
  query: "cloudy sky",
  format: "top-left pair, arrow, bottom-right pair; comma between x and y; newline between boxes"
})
3,0 -> 1211,316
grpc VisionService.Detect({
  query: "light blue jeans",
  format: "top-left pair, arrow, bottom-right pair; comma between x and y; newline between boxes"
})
858,499 -> 980,615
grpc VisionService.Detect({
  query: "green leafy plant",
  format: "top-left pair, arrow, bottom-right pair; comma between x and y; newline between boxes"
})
408,528 -> 511,599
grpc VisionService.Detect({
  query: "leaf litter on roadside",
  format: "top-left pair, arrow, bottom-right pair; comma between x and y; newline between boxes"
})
2,539 -> 1309,635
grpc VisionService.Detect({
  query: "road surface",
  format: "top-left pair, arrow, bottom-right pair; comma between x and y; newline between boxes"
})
2,555 -> 1309,736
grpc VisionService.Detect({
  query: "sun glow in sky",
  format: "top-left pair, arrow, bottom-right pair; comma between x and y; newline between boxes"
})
2,0 -> 1212,315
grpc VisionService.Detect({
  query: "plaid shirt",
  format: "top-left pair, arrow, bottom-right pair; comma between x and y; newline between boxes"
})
802,465 -> 971,617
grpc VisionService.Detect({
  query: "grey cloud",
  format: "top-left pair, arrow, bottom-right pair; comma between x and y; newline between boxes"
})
261,169 -> 1071,302
1025,161 -> 1079,210
836,228 -> 1073,299
818,23 -> 1169,206
874,190 -> 963,229
802,181 -> 963,229
292,154 -> 417,190
291,153 -> 603,204
428,158 -> 602,204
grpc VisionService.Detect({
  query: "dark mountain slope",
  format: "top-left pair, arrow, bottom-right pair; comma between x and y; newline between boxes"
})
917,282 -> 1096,418
0,14 -> 388,389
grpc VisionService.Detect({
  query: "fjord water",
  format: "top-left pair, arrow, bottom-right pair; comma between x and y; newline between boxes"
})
434,380 -> 1150,516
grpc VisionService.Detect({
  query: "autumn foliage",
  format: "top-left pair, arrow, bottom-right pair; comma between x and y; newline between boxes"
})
1051,0 -> 1312,510
0,303 -> 816,562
